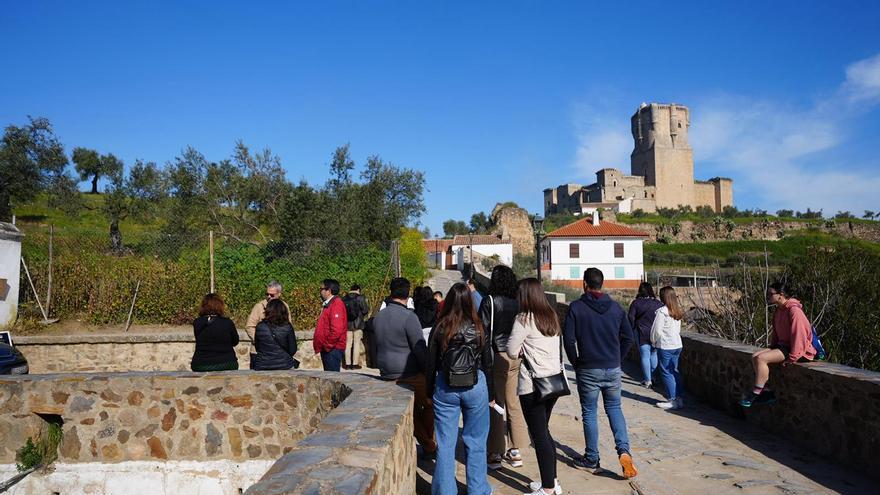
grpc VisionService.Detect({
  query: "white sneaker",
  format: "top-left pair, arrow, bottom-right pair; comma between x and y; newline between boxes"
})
527,478 -> 562,495
656,400 -> 676,409
504,448 -> 523,468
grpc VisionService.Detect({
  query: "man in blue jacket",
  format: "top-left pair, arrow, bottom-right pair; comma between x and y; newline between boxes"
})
563,267 -> 638,479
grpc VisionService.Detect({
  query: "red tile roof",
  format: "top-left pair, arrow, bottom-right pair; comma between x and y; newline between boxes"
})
545,217 -> 648,238
422,239 -> 455,252
451,234 -> 509,246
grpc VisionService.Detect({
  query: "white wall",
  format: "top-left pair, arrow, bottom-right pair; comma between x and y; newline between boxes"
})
451,243 -> 513,267
542,237 -> 644,281
0,234 -> 22,329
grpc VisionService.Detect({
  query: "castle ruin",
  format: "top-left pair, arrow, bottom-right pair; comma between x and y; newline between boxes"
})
544,103 -> 733,215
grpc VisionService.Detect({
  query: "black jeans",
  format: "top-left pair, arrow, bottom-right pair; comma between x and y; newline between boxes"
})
519,392 -> 558,489
321,349 -> 344,371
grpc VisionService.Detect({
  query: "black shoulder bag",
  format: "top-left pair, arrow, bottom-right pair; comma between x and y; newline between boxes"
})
521,334 -> 570,402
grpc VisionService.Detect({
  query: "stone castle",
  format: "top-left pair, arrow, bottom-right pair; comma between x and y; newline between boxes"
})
544,103 -> 733,216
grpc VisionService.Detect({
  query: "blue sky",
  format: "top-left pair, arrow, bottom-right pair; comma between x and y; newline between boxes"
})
3,1 -> 880,235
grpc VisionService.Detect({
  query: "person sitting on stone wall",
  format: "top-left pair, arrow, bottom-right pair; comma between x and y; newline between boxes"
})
191,293 -> 240,372
373,277 -> 437,460
251,299 -> 299,371
740,282 -> 816,407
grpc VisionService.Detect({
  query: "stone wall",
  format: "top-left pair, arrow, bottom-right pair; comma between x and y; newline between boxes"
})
0,371 -> 341,464
0,370 -> 416,494
679,332 -> 880,480
630,218 -> 880,244
15,330 -> 325,374
490,205 -> 534,256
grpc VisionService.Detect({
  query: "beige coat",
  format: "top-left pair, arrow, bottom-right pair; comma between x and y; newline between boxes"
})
507,313 -> 563,396
246,299 -> 293,336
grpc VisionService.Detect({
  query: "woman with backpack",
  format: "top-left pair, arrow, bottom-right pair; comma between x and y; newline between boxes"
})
507,278 -> 564,495
426,282 -> 495,495
251,299 -> 299,371
740,282 -> 817,407
650,286 -> 685,410
628,282 -> 664,388
480,265 -> 527,470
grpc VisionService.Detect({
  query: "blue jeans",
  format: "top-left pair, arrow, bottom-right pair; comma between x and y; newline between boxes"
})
657,348 -> 683,400
639,344 -> 657,383
432,370 -> 492,495
321,349 -> 344,371
575,367 -> 631,463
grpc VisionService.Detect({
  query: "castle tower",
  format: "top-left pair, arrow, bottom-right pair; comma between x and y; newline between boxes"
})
630,103 -> 694,209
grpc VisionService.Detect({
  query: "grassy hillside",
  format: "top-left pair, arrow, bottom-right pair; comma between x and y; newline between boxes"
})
645,231 -> 880,266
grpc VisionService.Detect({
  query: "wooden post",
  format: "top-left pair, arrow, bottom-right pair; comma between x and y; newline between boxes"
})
46,225 -> 54,316
125,281 -> 141,332
209,231 -> 215,294
20,257 -> 47,321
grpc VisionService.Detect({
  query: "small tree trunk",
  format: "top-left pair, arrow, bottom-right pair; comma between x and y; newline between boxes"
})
110,219 -> 123,253
90,175 -> 99,194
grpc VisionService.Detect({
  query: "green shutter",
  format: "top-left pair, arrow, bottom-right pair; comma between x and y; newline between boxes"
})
570,266 -> 580,279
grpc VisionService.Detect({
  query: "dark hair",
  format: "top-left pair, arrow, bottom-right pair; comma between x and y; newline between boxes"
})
436,283 -> 484,351
584,267 -> 604,290
659,286 -> 684,321
637,282 -> 655,298
768,281 -> 794,298
467,278 -> 476,286
389,277 -> 411,300
322,279 -> 340,295
488,265 -> 518,299
350,283 -> 361,291
414,285 -> 434,306
263,299 -> 290,325
433,291 -> 443,299
199,293 -> 226,317
517,278 -> 559,336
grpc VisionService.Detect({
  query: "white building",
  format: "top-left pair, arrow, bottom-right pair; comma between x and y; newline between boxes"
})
540,215 -> 648,289
0,223 -> 23,329
450,234 -> 513,269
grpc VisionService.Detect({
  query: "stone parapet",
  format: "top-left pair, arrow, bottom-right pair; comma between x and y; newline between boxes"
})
0,370 -> 415,494
680,332 -> 880,480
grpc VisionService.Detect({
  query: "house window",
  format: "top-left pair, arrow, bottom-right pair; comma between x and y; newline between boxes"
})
614,243 -> 624,258
570,266 -> 581,279
569,243 -> 579,259
614,266 -> 626,279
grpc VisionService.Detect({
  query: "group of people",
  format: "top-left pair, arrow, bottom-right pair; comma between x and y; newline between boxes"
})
189,268 -> 818,495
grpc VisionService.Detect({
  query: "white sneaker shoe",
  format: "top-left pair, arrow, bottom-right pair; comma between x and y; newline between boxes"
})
656,400 -> 676,409
527,478 -> 562,495
504,448 -> 523,468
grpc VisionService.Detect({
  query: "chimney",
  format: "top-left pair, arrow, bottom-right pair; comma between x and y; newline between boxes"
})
592,212 -> 599,226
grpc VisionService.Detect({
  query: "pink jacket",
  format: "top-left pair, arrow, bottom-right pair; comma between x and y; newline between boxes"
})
771,298 -> 816,362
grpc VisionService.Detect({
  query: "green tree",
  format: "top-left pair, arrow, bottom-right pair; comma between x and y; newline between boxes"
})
161,146 -> 208,253
442,219 -> 469,237
864,210 -> 875,220
72,147 -> 117,194
102,158 -> 163,251
834,211 -> 854,219
398,227 -> 429,285
470,211 -> 491,233
776,209 -> 794,218
0,117 -> 69,220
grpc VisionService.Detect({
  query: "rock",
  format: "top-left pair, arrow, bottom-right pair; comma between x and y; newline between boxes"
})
101,443 -> 122,461
147,436 -> 168,459
100,389 -> 123,402
205,423 -> 222,456
223,395 -> 253,408
117,430 -> 130,444
60,426 -> 81,460
161,407 -> 177,431
228,427 -> 242,457
247,444 -> 262,458
147,405 -> 160,417
97,425 -> 115,438
183,386 -> 199,395
135,424 -> 158,438
211,410 -> 228,421
52,391 -> 70,404
80,418 -> 95,425
127,391 -> 144,406
69,396 -> 95,413
723,459 -> 769,471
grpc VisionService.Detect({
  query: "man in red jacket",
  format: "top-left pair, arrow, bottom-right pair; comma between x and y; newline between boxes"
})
314,279 -> 348,371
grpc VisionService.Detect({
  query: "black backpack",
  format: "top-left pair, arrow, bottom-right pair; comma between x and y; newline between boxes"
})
442,335 -> 478,388
342,294 -> 359,322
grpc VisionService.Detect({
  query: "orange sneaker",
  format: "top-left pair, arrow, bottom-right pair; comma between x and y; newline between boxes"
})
619,452 -> 638,479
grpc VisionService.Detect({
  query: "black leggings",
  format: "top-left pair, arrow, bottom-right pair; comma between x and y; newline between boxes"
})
519,392 -> 558,489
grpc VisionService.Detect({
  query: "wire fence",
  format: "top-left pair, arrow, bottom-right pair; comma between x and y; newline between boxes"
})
16,224 -> 398,329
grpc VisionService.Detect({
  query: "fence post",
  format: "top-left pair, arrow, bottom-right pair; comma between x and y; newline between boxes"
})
390,240 -> 401,277
209,231 -> 215,293
46,224 -> 53,316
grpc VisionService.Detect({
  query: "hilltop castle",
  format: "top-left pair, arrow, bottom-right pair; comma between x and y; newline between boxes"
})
544,103 -> 733,216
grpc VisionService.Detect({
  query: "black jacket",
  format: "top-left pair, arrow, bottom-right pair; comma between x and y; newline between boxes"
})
344,293 -> 370,331
192,315 -> 239,367
251,321 -> 298,371
415,299 -> 438,329
479,295 -> 519,353
426,321 -> 495,401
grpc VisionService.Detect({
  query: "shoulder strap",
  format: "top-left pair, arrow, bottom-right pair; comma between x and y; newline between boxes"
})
489,295 -> 494,333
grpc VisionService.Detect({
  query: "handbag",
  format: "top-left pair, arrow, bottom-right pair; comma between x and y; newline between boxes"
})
521,334 -> 570,402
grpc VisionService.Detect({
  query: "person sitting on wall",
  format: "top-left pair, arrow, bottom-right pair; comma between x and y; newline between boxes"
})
740,282 -> 816,407
251,299 -> 299,371
191,293 -> 240,372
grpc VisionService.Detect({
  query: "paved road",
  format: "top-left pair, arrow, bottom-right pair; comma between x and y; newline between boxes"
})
404,360 -> 872,495
426,269 -> 466,297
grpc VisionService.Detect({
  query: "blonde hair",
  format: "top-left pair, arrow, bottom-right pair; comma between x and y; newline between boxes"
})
659,286 -> 684,321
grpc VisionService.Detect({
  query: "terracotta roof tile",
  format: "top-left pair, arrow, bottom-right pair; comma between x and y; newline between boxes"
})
422,239 -> 455,252
451,234 -> 509,245
545,217 -> 648,238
